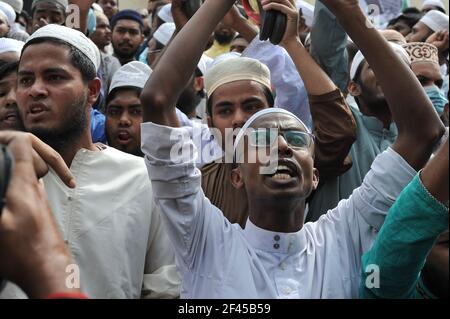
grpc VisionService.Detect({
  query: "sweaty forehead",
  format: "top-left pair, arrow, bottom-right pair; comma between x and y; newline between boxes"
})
251,113 -> 308,132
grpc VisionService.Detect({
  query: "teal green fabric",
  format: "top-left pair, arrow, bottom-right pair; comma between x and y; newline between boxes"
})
360,174 -> 449,299
310,1 -> 349,93
307,104 -> 398,221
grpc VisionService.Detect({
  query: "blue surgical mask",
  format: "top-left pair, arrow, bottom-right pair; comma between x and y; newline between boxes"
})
424,85 -> 448,115
87,9 -> 97,36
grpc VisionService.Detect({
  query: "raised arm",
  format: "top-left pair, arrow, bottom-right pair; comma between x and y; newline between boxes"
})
361,139 -> 449,299
321,0 -> 445,170
141,0 -> 236,127
262,0 -> 337,96
309,0 -> 349,93
262,0 -> 356,176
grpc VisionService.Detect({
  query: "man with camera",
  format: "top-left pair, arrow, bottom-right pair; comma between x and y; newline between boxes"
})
0,131 -> 86,299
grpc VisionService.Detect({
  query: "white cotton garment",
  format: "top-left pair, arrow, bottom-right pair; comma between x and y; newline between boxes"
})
141,122 -> 417,299
43,146 -> 180,299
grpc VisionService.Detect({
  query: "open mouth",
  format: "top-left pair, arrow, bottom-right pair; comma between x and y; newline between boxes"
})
272,164 -> 296,180
117,131 -> 132,143
27,103 -> 48,120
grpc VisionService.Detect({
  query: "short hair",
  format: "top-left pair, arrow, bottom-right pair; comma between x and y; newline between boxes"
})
0,61 -> 19,80
22,37 -> 96,84
206,83 -> 274,116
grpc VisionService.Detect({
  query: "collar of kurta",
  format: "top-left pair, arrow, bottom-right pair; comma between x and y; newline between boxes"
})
243,219 -> 307,255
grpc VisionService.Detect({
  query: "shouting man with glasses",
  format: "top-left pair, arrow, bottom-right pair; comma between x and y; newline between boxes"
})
141,0 -> 444,299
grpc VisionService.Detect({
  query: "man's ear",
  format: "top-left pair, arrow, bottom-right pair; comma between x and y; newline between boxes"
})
231,167 -> 245,189
312,168 -> 319,191
87,78 -> 102,107
193,76 -> 204,93
207,114 -> 213,128
348,80 -> 362,97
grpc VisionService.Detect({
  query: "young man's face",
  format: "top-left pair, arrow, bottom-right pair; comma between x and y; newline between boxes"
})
411,61 -> 443,88
32,2 -> 66,33
98,0 -> 119,20
16,43 -> 93,145
0,72 -> 23,131
90,14 -> 112,50
112,19 -> 144,62
350,61 -> 387,111
406,22 -> 433,43
208,80 -> 271,152
105,88 -> 143,156
233,113 -> 318,204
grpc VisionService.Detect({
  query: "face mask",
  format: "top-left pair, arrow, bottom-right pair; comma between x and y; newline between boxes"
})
424,85 -> 448,115
87,8 -> 97,36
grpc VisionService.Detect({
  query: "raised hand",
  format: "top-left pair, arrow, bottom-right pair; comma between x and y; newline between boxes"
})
0,132 -> 75,189
260,0 -> 299,47
0,132 -> 77,298
427,30 -> 450,55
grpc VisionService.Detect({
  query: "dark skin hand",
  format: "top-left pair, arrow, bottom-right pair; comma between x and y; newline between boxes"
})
0,131 -> 78,299
141,0 -> 238,127
320,0 -> 445,171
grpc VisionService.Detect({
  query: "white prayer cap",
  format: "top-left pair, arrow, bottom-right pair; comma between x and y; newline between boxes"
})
1,0 -> 23,14
205,57 -> 271,98
422,0 -> 446,11
233,108 -> 311,155
153,22 -> 176,46
157,4 -> 174,23
211,51 -> 241,68
420,10 -> 449,32
109,61 -> 152,94
197,54 -> 213,76
0,1 -> 15,26
350,43 -> 410,80
92,2 -> 104,13
32,0 -> 68,10
26,24 -> 101,71
296,0 -> 314,27
0,37 -> 24,54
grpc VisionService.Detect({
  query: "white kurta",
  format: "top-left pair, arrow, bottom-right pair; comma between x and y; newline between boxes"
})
42,146 -> 180,299
142,123 -> 416,299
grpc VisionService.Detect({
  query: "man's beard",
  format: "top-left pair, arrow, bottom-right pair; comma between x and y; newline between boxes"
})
112,42 -> 138,61
358,81 -> 391,118
28,94 -> 88,154
214,32 -> 234,45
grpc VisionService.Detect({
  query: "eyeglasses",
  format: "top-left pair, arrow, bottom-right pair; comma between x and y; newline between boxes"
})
249,128 -> 314,150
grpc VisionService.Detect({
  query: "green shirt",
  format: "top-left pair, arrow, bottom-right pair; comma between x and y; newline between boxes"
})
360,174 -> 449,299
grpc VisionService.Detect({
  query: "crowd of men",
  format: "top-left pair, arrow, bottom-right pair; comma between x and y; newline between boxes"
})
0,0 -> 448,299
